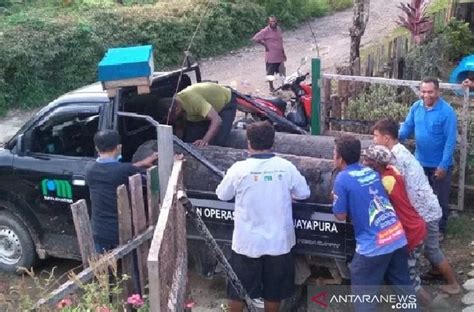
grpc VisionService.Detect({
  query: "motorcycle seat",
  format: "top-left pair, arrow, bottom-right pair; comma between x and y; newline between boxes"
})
260,97 -> 287,111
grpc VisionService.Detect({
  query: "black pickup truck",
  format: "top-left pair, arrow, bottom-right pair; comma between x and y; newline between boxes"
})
0,63 -> 354,278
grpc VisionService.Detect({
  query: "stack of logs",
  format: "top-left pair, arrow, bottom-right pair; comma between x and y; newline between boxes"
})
133,130 -> 372,204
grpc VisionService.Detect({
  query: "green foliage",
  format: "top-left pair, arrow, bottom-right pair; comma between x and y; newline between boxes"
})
345,85 -> 412,133
403,34 -> 449,80
249,0 -> 351,27
402,18 -> 474,81
440,19 -> 474,62
0,0 -> 350,115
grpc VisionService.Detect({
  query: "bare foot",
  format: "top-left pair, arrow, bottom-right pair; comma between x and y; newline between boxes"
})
439,284 -> 462,295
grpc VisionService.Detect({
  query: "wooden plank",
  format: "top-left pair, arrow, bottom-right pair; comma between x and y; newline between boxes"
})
148,160 -> 183,312
103,76 -> 151,89
137,85 -> 151,95
70,200 -> 96,267
393,37 -> 400,79
34,226 -> 155,309
322,74 -> 462,90
158,125 -> 174,202
117,184 -> 134,300
146,166 -> 160,226
457,88 -> 471,211
322,78 -> 332,132
167,250 -> 187,312
129,174 -> 149,294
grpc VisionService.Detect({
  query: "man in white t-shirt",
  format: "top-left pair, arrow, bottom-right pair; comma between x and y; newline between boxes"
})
216,121 -> 310,312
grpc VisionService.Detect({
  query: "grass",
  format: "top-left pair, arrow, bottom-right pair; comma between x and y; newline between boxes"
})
446,212 -> 474,240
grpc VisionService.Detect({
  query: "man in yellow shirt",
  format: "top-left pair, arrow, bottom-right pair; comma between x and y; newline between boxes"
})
171,82 -> 237,147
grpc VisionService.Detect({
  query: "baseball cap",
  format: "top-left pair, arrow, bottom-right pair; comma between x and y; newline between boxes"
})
363,145 -> 393,165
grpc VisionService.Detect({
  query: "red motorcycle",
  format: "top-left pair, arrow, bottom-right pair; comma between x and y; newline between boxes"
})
233,61 -> 312,133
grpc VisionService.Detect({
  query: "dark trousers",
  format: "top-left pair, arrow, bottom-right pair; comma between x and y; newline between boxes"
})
350,247 -> 415,312
424,166 -> 452,234
183,92 -> 237,146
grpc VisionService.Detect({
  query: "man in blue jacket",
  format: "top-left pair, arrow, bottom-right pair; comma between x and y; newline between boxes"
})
399,77 -> 457,239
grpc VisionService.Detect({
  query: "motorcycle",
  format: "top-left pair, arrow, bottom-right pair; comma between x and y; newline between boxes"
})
233,58 -> 312,133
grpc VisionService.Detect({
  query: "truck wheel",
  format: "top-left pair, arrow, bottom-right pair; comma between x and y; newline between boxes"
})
0,211 -> 37,273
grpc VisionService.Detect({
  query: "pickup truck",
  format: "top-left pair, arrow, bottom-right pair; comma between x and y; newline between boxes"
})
0,63 -> 354,279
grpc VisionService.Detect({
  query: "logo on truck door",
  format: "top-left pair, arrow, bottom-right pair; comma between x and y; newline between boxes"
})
41,179 -> 73,203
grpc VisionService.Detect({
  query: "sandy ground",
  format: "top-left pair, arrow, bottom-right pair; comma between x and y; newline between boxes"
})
0,0 -> 408,310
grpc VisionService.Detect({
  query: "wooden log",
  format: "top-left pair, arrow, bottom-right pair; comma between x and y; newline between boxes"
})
225,129 -> 373,159
181,146 -> 335,204
70,200 -> 96,267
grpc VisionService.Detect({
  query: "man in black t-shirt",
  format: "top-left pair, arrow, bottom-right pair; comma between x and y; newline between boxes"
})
85,130 -> 158,253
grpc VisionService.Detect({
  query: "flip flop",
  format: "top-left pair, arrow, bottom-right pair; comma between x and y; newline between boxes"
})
421,271 -> 443,281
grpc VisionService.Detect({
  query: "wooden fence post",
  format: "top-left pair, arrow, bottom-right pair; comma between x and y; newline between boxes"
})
158,125 -> 174,202
70,200 -> 96,267
322,78 -> 331,133
457,88 -> 471,211
129,174 -> 150,294
117,184 -> 134,300
311,58 -> 322,135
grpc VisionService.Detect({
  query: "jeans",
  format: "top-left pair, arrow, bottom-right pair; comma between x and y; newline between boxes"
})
424,167 -> 452,234
350,247 -> 416,312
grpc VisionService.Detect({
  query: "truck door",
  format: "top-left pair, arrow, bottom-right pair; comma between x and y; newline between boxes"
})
12,103 -> 103,259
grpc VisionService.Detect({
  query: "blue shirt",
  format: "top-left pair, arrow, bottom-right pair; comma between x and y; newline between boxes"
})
399,97 -> 457,169
332,164 -> 407,256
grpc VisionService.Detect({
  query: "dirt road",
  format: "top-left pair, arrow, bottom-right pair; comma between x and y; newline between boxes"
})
0,0 -> 402,144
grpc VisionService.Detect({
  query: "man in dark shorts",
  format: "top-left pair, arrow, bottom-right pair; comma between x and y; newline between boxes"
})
252,15 -> 287,92
216,121 -> 310,312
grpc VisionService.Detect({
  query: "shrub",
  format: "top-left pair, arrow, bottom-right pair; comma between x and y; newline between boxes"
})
440,19 -> 474,62
345,85 -> 412,133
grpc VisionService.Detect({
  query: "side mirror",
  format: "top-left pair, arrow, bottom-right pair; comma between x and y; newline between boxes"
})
16,134 -> 26,156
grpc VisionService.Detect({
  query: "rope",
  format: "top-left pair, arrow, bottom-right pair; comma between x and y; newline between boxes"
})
307,19 -> 320,57
166,0 -> 213,125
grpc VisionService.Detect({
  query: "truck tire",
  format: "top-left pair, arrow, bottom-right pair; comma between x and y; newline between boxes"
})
0,210 -> 37,273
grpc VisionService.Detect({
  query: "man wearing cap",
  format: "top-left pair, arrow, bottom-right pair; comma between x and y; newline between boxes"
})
169,82 -> 237,147
362,145 -> 430,305
372,118 -> 461,295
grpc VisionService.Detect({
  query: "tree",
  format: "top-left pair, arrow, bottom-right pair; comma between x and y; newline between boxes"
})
396,0 -> 433,44
349,0 -> 370,75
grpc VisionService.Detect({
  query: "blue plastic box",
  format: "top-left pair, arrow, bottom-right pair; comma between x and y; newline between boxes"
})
98,45 -> 154,82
